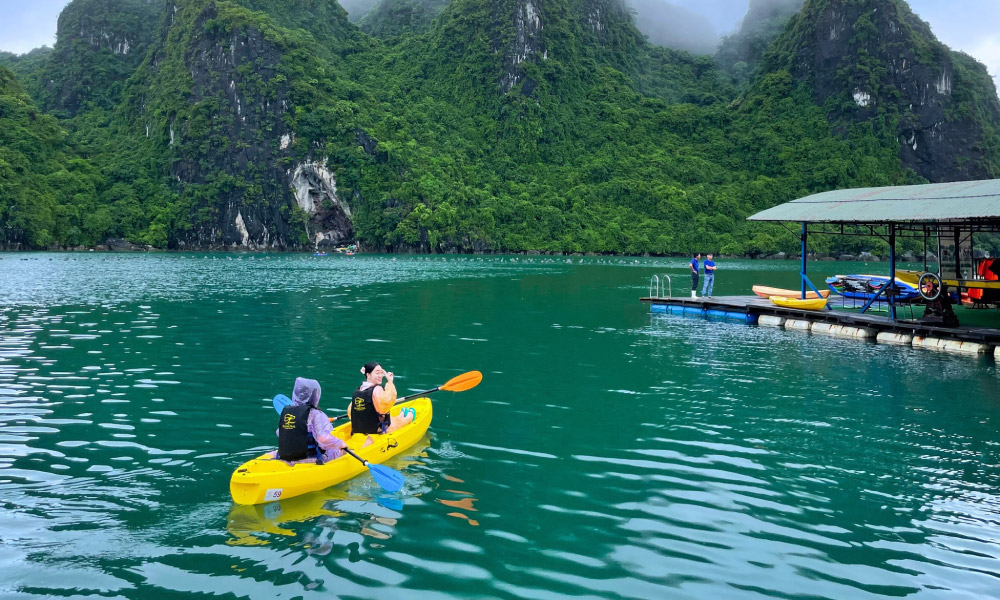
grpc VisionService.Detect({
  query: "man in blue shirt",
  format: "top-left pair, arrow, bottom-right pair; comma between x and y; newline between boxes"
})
702,253 -> 716,298
690,253 -> 700,298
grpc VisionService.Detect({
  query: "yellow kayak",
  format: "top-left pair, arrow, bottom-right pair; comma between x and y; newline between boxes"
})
769,295 -> 828,310
753,285 -> 829,299
226,436 -> 431,544
230,398 -> 432,505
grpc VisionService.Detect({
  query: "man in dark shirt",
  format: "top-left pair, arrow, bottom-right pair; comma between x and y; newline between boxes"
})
690,253 -> 700,298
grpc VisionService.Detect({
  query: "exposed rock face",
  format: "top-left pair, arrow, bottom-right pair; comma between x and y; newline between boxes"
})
291,160 -> 353,247
494,0 -> 635,95
497,0 -> 545,94
134,0 -> 353,249
774,0 -> 1000,182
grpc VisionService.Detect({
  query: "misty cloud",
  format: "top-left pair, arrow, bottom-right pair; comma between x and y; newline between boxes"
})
339,0 -> 381,21
628,0 -> 721,55
742,0 -> 804,28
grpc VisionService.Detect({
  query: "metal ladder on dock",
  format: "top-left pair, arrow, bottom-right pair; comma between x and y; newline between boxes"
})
649,274 -> 672,299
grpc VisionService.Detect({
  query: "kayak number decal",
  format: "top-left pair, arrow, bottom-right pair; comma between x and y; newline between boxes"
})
264,488 -> 283,501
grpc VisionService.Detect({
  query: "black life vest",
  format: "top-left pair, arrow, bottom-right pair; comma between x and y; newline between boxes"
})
350,385 -> 390,435
277,404 -> 317,461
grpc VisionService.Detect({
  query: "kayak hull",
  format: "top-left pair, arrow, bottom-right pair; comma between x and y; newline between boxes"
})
753,285 -> 829,299
769,295 -> 828,310
825,274 -> 920,301
230,398 -> 432,505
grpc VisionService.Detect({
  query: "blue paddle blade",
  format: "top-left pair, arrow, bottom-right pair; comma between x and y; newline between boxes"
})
368,463 -> 405,492
272,394 -> 292,414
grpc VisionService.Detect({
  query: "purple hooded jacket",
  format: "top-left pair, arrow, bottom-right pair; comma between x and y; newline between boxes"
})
275,377 -> 346,463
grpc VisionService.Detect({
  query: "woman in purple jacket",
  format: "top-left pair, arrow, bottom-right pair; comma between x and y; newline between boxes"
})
275,377 -> 347,464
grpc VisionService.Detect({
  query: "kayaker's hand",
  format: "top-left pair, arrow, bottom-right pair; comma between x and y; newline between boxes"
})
385,372 -> 394,384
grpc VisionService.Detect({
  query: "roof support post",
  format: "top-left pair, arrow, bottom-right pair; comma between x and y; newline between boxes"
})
798,222 -> 829,308
888,223 -> 897,320
922,225 -> 928,272
801,222 -> 807,299
954,227 -> 961,279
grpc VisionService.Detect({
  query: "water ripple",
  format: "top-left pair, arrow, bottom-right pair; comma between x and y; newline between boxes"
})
2,255 -> 999,598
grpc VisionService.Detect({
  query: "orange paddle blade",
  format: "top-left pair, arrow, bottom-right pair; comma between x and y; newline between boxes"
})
440,371 -> 482,392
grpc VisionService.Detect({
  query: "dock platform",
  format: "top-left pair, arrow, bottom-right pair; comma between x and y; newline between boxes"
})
641,296 -> 1000,352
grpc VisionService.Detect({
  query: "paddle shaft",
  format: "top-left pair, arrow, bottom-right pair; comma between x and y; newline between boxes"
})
325,386 -> 442,422
303,370 -> 481,422
343,447 -> 369,466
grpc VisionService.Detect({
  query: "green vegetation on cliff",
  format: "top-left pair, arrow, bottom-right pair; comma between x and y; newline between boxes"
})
2,0 -> 999,254
0,67 -> 105,247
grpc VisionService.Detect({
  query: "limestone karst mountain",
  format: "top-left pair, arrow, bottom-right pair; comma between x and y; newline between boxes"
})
1,0 -> 998,253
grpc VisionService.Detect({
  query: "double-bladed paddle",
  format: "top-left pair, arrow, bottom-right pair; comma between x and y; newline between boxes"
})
267,370 -> 482,493
272,370 -> 483,422
397,370 -> 483,402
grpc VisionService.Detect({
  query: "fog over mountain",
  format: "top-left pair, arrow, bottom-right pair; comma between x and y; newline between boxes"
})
338,0 -> 380,20
628,0 -> 721,54
341,0 -> 726,54
624,0 -> 804,56
742,0 -> 804,26
339,0 -> 735,55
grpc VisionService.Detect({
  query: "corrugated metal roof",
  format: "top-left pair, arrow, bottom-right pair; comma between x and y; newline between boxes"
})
747,179 -> 1000,223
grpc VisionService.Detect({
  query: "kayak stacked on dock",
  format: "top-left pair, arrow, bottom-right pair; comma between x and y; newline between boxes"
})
752,285 -> 829,299
230,398 -> 432,505
825,274 -> 920,301
768,296 -> 828,311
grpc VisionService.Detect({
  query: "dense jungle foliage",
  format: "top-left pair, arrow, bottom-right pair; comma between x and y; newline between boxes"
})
2,0 -> 1000,255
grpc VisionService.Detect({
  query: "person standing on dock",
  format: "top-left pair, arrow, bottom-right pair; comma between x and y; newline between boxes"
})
690,253 -> 701,298
702,253 -> 716,298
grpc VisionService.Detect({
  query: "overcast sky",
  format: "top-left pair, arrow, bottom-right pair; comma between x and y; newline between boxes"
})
2,0 -> 999,85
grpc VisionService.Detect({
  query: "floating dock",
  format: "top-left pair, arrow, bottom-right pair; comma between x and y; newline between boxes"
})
641,296 -> 1000,358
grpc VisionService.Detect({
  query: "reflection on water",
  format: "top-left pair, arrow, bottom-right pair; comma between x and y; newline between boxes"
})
227,437 -> 431,547
2,253 -> 1000,599
438,474 -> 480,527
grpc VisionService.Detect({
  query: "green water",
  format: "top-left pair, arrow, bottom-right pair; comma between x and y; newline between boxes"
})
2,253 -> 1000,599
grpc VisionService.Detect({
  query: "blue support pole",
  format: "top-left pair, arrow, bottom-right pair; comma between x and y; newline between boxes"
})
800,273 -> 827,298
801,222 -> 807,299
799,222 -> 830,309
888,224 -> 897,320
859,282 -> 889,314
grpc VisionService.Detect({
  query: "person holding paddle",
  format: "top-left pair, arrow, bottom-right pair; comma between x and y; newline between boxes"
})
275,377 -> 347,464
263,370 -> 482,496
349,362 -> 415,436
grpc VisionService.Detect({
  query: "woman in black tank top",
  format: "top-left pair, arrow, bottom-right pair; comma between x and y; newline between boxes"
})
348,362 -> 414,437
